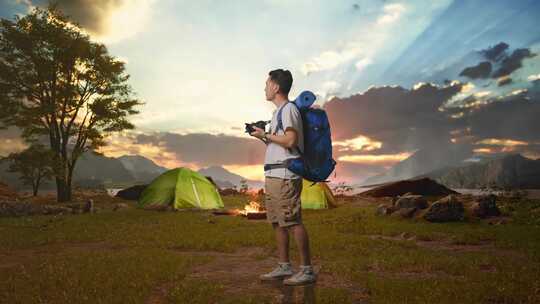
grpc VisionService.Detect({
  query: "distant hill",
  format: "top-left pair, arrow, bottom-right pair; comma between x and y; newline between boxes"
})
197,166 -> 262,189
0,150 -> 267,191
362,144 -> 473,186
0,152 -> 167,190
72,152 -> 136,185
420,154 -> 540,189
117,155 -> 168,182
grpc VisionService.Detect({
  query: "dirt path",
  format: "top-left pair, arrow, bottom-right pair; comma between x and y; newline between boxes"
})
0,237 -> 524,304
146,246 -> 371,304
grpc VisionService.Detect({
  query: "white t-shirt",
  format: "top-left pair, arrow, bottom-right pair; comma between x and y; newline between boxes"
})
264,102 -> 304,179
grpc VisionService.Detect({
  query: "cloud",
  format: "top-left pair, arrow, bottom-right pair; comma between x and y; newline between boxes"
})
334,135 -> 382,152
459,61 -> 492,79
315,81 -> 342,100
527,74 -> 540,82
481,42 -> 509,62
324,82 -> 464,153
301,48 -> 365,75
133,132 -> 265,167
457,43 -> 535,84
332,160 -> 389,185
492,48 -> 536,78
301,2 -> 406,75
460,92 -> 540,143
476,138 -> 529,147
376,3 -> 406,25
497,76 -> 512,87
355,57 -> 372,71
27,0 -> 155,43
338,152 -> 412,164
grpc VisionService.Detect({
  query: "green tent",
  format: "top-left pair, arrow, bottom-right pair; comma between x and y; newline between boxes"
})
138,167 -> 224,210
301,179 -> 336,209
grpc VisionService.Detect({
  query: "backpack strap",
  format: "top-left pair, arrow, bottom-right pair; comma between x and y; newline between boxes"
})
274,102 -> 303,156
264,158 -> 295,171
273,101 -> 288,135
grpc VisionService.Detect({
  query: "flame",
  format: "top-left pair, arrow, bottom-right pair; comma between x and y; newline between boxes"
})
235,201 -> 265,216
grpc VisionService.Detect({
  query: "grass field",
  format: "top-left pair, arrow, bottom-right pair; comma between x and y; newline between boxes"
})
0,192 -> 539,303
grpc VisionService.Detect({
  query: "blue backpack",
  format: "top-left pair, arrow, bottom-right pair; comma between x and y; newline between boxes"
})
264,91 -> 336,182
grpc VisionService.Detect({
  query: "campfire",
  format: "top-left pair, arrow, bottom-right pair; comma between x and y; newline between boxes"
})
213,201 -> 267,220
234,201 -> 266,219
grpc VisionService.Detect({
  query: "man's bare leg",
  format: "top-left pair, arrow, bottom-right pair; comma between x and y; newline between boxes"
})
260,223 -> 293,281
290,223 -> 311,266
273,223 -> 290,263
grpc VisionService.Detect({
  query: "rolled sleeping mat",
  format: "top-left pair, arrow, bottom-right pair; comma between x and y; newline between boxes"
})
294,90 -> 316,109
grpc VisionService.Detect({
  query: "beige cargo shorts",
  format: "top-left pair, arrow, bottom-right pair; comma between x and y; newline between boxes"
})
264,177 -> 303,227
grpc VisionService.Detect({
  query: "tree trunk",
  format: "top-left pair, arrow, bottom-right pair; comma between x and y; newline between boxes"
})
33,175 -> 41,197
55,156 -> 73,202
56,176 -> 70,202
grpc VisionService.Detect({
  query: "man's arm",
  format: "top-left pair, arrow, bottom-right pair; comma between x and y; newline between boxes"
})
250,126 -> 297,148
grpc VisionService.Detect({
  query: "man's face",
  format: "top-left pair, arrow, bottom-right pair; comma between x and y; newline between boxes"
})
264,76 -> 278,101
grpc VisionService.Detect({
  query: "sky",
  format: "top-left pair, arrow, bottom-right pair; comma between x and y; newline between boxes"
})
1,0 -> 540,184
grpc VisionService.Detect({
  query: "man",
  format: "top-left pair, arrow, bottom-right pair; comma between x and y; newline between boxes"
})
249,69 -> 316,285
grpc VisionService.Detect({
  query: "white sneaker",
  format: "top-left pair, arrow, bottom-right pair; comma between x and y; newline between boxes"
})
283,265 -> 317,285
259,262 -> 294,281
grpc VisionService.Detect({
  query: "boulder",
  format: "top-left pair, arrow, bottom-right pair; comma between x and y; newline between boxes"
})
375,204 -> 395,216
471,195 -> 500,218
0,201 -> 71,217
360,178 -> 458,197
41,205 -> 72,215
423,195 -> 464,222
391,207 -> 418,218
83,199 -> 94,213
395,195 -> 428,209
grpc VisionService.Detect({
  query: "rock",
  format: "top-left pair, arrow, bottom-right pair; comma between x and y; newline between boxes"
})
394,195 -> 428,209
113,203 -> 130,211
0,201 -> 31,217
471,195 -> 500,218
83,199 -> 94,213
392,207 -> 417,218
375,204 -> 395,216
423,195 -> 464,222
360,178 -> 458,197
0,201 -> 72,217
399,232 -> 413,239
42,205 -> 72,215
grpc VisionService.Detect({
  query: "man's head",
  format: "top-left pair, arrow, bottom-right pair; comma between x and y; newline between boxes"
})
265,69 -> 293,101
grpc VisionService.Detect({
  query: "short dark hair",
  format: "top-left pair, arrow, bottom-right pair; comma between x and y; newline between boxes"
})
269,69 -> 293,95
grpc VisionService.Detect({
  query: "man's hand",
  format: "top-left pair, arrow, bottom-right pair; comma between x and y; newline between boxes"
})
250,126 -> 266,139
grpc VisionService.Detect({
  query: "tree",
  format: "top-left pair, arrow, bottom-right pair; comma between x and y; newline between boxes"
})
1,144 -> 55,196
0,5 -> 143,202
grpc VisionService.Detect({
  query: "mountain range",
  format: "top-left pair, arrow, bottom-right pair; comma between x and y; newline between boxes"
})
362,152 -> 540,190
197,166 -> 263,189
361,144 -> 473,186
0,151 -> 261,191
421,154 -> 540,189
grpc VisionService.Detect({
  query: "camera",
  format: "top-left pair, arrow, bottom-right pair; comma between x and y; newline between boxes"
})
245,120 -> 270,134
